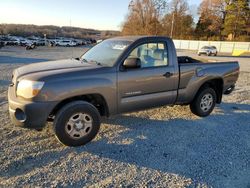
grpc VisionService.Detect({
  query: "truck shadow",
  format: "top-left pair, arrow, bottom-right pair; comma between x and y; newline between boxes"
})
81,102 -> 250,186
2,103 -> 250,187
216,55 -> 250,58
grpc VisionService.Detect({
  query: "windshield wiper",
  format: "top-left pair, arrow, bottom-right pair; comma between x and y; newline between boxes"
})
81,58 -> 88,63
79,58 -> 102,66
89,60 -> 102,66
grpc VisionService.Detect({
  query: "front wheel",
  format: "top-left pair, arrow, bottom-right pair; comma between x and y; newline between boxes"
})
53,101 -> 101,146
190,87 -> 217,117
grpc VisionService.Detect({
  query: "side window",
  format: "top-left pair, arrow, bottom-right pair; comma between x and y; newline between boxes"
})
128,42 -> 168,68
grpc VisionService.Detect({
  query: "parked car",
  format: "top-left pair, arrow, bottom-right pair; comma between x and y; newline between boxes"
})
84,39 -> 92,45
0,41 -> 5,49
97,39 -> 103,43
36,39 -> 46,46
0,37 -> 8,45
198,46 -> 218,56
8,36 -> 239,146
57,40 -> 77,47
90,39 -> 97,44
72,39 -> 82,46
5,38 -> 20,45
81,39 -> 88,45
19,39 -> 33,46
26,37 -> 42,45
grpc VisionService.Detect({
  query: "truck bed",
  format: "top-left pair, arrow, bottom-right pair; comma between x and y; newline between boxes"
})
176,57 -> 239,104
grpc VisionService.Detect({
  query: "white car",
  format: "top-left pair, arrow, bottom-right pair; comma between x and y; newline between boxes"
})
198,46 -> 217,56
19,39 -> 33,46
57,40 -> 77,47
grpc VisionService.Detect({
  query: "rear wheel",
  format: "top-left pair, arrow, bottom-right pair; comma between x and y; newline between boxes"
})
53,101 -> 101,146
190,87 -> 217,117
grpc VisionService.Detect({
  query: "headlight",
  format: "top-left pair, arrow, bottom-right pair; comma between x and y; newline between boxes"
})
16,80 -> 44,99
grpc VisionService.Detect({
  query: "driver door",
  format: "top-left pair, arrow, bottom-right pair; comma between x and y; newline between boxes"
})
117,42 -> 177,113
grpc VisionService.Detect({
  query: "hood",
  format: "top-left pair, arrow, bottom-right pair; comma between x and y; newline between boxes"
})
200,48 -> 210,52
14,59 -> 99,80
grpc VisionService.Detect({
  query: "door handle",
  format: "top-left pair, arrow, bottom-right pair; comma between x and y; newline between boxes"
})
163,72 -> 173,78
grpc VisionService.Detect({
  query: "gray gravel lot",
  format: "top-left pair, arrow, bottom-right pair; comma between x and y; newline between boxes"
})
0,46 -> 249,187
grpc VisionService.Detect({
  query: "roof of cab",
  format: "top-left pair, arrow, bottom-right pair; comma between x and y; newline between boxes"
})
110,35 -> 170,42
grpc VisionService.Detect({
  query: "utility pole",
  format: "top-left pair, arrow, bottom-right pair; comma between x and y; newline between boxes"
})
170,12 -> 175,38
44,34 -> 47,46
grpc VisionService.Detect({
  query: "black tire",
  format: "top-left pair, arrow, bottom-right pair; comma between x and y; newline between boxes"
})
53,101 -> 101,147
190,87 -> 217,117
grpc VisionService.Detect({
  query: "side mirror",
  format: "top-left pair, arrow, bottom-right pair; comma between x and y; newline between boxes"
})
123,57 -> 141,69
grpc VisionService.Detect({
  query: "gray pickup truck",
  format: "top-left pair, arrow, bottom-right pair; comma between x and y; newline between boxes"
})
8,36 -> 239,146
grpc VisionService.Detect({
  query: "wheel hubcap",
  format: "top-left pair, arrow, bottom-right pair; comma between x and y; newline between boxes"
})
200,93 -> 213,112
65,113 -> 93,139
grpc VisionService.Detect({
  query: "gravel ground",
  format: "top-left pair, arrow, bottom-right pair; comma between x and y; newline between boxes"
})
0,46 -> 249,187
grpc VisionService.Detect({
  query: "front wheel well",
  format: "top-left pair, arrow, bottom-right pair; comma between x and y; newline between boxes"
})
196,79 -> 223,104
49,94 -> 109,120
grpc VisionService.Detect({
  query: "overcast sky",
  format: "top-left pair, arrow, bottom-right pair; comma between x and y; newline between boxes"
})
0,0 -> 201,30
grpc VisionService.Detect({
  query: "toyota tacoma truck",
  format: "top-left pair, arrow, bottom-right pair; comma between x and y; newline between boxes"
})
8,36 -> 239,146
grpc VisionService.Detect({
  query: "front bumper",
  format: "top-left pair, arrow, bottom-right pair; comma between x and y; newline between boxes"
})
198,51 -> 209,54
8,86 -> 57,129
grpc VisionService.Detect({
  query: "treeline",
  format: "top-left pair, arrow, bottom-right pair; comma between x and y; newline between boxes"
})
121,0 -> 250,41
0,24 -> 119,39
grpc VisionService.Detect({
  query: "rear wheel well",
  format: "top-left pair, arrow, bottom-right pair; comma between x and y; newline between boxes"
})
196,79 -> 223,103
49,94 -> 109,120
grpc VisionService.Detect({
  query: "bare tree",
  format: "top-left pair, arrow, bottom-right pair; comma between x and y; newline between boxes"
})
196,0 -> 226,39
162,0 -> 194,39
121,0 -> 167,35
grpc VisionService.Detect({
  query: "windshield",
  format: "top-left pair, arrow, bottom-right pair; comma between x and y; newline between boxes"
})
80,39 -> 132,67
201,46 -> 210,49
